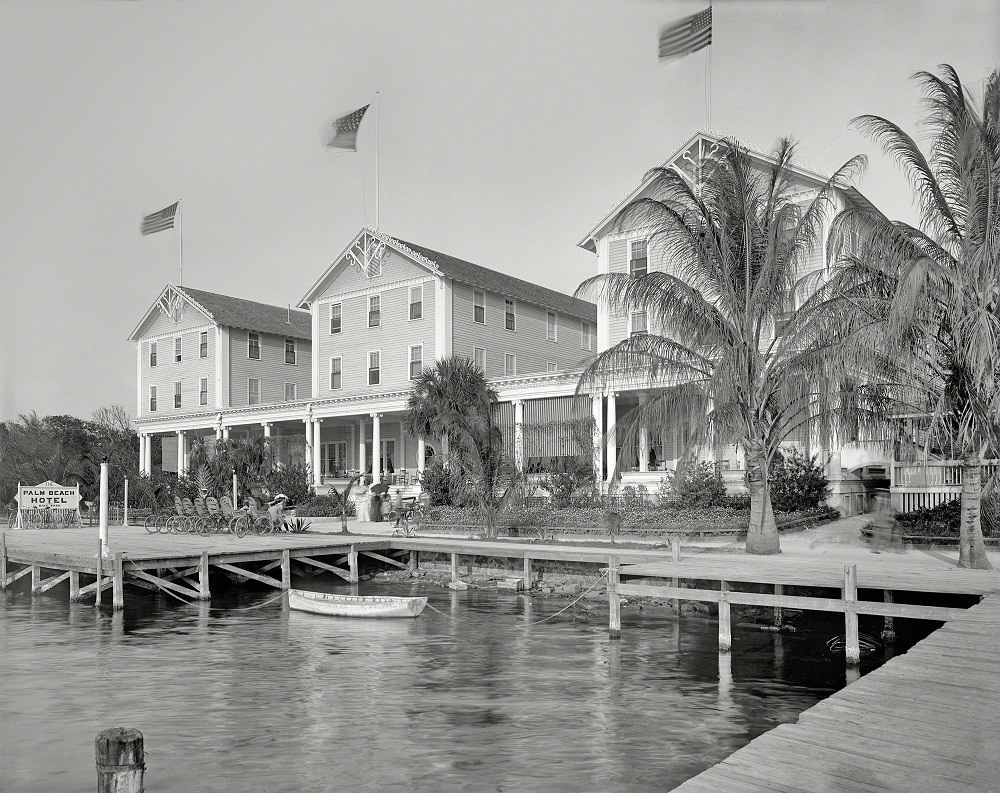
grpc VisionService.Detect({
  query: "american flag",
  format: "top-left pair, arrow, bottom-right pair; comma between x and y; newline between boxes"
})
659,7 -> 712,61
328,104 -> 370,150
140,201 -> 179,236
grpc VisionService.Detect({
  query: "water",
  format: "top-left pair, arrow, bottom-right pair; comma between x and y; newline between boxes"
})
0,579 -> 921,792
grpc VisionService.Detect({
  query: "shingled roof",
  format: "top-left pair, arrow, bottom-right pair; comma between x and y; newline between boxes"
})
180,287 -> 312,339
390,237 -> 597,322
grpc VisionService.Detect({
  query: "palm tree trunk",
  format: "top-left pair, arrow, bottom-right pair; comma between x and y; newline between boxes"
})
959,454 -> 992,569
745,445 -> 780,555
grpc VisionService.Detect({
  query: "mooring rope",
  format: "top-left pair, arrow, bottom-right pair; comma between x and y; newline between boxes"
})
125,559 -> 287,611
423,601 -> 457,620
530,571 -> 608,626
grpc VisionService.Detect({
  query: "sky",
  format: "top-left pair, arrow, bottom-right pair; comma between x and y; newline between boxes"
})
0,0 -> 996,422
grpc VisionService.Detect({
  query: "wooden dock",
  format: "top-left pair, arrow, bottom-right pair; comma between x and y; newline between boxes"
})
669,593 -> 1000,793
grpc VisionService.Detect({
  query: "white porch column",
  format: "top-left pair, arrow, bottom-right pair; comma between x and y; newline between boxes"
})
513,400 -> 525,470
176,430 -> 186,477
304,417 -> 313,470
399,428 -> 406,477
222,426 -> 230,441
146,433 -> 153,475
137,434 -> 145,476
638,394 -> 649,472
215,425 -> 223,441
262,422 -> 272,438
358,418 -> 367,477
592,394 -> 604,486
417,436 -> 426,474
350,423 -> 357,472
312,419 -> 322,486
606,392 -> 617,484
371,413 -> 382,484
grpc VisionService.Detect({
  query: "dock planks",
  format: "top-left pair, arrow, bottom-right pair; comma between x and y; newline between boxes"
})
669,595 -> 1000,793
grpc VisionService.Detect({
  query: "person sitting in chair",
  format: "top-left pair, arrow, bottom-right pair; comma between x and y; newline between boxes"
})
267,493 -> 288,528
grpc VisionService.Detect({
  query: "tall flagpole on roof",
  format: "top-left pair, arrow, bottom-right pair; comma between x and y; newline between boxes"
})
178,199 -> 184,286
706,0 -> 712,129
375,91 -> 380,232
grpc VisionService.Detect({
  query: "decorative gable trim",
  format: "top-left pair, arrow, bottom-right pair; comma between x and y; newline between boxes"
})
128,284 -> 215,341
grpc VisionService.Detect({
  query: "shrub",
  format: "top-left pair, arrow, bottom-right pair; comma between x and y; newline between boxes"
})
538,457 -> 595,508
892,498 -> 1000,538
264,462 -> 314,508
295,494 -> 355,518
768,448 -> 830,512
671,461 -> 728,507
421,459 -> 453,506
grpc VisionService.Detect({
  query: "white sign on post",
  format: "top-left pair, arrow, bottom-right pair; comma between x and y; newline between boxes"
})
15,480 -> 82,528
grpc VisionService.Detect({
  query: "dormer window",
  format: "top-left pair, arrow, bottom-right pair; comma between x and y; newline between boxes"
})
629,240 -> 648,277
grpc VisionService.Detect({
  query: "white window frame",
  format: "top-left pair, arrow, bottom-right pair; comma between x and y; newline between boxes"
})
330,302 -> 342,334
629,238 -> 648,277
504,353 -> 516,377
199,331 -> 208,358
248,331 -> 260,360
284,382 -> 297,402
504,298 -> 516,332
629,310 -> 648,337
408,344 -> 423,380
474,290 -> 486,324
174,381 -> 182,409
248,377 -> 261,405
546,361 -> 558,372
284,338 -> 297,366
199,377 -> 208,406
329,356 -> 342,390
368,350 -> 381,386
174,336 -> 182,363
368,294 -> 381,328
581,320 -> 594,351
473,346 -> 486,370
546,311 -> 557,342
409,285 -> 423,321
149,385 -> 157,412
149,341 -> 157,368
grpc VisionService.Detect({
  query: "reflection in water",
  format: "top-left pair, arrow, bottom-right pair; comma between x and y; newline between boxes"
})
0,584 -> 929,793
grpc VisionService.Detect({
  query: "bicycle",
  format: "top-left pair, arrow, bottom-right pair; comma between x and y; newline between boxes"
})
389,501 -> 425,537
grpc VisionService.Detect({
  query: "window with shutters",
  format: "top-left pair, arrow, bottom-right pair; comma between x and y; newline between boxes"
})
630,310 -> 648,336
174,337 -> 182,363
546,311 -> 557,342
174,381 -> 182,408
409,286 -> 423,320
409,345 -> 423,380
149,342 -> 157,367
284,382 -> 297,401
504,299 -> 516,331
284,338 -> 296,365
199,331 -> 208,358
149,386 -> 157,412
329,357 -> 342,390
474,290 -> 486,324
629,239 -> 648,276
368,350 -> 381,386
581,320 -> 594,351
368,295 -> 381,327
248,378 -> 261,405
473,346 -> 485,370
248,332 -> 260,360
504,353 -> 516,376
330,303 -> 342,334
199,377 -> 208,405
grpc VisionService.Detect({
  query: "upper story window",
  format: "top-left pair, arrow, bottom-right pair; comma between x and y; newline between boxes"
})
174,337 -> 182,363
409,286 -> 423,320
330,303 -> 342,334
368,351 -> 381,386
504,353 -> 516,377
329,357 -> 342,390
581,320 -> 594,351
368,295 -> 381,328
546,311 -> 557,342
248,332 -> 260,360
629,239 -> 648,277
284,382 -> 297,402
199,331 -> 208,358
474,290 -> 486,324
149,386 -> 157,412
630,310 -> 648,336
149,342 -> 157,367
199,377 -> 208,406
248,378 -> 261,405
409,344 -> 423,380
504,299 -> 516,332
174,381 -> 182,409
284,338 -> 296,365
546,362 -> 558,372
474,346 -> 485,370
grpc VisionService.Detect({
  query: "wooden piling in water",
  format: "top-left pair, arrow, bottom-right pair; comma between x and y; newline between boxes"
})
671,538 -> 681,562
719,581 -> 732,651
773,583 -> 784,628
608,557 -> 621,640
408,550 -> 418,573
70,570 -> 80,600
0,531 -> 6,590
844,564 -> 860,665
95,727 -> 144,793
95,540 -> 103,608
198,552 -> 211,600
882,589 -> 896,643
523,557 -> 531,590
348,547 -> 359,583
451,553 -> 459,583
31,565 -> 40,593
113,552 -> 124,611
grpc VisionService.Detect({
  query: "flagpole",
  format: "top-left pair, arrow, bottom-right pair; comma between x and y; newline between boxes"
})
178,199 -> 184,286
375,91 -> 380,231
706,0 -> 712,129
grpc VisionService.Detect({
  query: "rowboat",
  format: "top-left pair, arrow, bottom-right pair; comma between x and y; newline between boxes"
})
288,589 -> 428,618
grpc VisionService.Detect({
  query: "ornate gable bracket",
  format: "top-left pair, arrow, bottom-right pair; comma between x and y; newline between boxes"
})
344,233 -> 387,277
157,286 -> 186,323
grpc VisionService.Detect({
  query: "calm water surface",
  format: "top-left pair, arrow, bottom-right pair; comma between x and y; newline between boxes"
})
0,577 -> 918,792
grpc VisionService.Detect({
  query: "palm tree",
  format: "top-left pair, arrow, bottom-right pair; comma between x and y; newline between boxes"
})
402,356 -> 518,538
576,137 -> 892,554
827,65 -> 999,569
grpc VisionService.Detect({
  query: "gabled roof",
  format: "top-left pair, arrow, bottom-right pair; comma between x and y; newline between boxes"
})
128,285 -> 311,341
301,228 -> 597,322
577,129 -> 854,253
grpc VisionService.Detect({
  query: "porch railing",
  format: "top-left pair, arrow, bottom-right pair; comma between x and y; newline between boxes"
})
890,459 -> 1000,513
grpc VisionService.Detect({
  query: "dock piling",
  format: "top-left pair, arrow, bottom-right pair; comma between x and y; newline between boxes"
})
608,557 -> 621,640
112,552 -> 124,611
773,583 -> 784,628
280,550 -> 291,590
70,570 -> 80,600
881,590 -> 896,643
671,537 -> 681,562
451,553 -> 459,583
719,581 -> 732,651
95,541 -> 103,607
31,565 -> 40,593
523,557 -> 531,590
199,552 -> 211,600
348,546 -> 359,583
0,531 -> 6,590
408,550 -> 418,574
844,564 -> 860,665
95,727 -> 144,793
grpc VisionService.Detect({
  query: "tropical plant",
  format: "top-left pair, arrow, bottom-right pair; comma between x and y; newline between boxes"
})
826,65 -> 999,568
768,448 -> 830,513
419,459 -> 453,506
575,136 -> 893,554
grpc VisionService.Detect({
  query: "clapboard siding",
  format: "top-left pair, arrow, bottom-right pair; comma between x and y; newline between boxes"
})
607,238 -> 629,347
141,301 -> 213,339
141,329 -> 215,417
451,282 -> 590,377
316,281 -> 437,399
229,329 -> 312,407
313,248 -> 430,301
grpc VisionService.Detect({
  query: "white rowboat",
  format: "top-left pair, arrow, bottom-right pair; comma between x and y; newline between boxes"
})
288,589 -> 428,618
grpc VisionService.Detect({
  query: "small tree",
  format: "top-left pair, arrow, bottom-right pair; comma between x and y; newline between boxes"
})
768,448 -> 830,512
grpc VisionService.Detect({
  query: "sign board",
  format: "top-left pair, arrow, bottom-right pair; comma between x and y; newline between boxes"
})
17,481 -> 81,510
